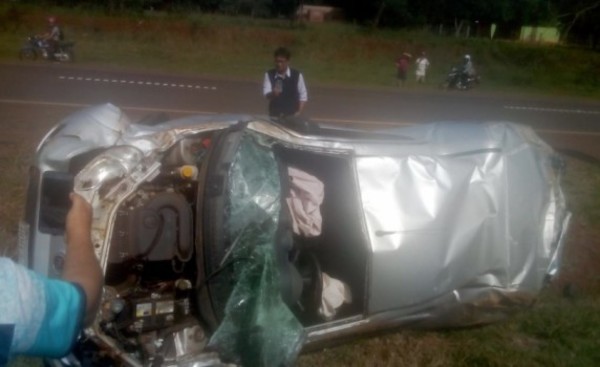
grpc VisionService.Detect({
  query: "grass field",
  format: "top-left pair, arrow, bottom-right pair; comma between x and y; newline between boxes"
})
1,3 -> 600,367
1,4 -> 600,98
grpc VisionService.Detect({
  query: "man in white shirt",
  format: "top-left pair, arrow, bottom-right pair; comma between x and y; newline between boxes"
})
263,47 -> 308,118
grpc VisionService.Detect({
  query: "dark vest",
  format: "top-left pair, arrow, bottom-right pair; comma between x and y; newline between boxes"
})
267,68 -> 300,117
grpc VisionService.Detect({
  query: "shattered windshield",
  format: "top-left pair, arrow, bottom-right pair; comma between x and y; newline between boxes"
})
208,133 -> 304,366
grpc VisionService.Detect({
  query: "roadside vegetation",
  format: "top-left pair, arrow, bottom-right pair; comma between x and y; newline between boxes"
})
1,4 -> 600,98
1,3 -> 599,367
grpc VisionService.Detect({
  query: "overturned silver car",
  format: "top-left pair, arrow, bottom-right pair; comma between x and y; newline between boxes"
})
19,104 -> 570,366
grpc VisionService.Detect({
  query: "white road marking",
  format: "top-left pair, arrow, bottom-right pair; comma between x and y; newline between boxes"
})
0,99 -> 217,115
2,98 -> 600,137
58,75 -> 217,91
505,105 -> 600,115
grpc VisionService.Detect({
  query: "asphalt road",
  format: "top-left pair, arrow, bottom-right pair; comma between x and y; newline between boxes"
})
1,62 -> 599,158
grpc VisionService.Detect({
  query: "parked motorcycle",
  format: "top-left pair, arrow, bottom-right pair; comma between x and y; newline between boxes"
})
19,35 -> 75,62
440,66 -> 480,90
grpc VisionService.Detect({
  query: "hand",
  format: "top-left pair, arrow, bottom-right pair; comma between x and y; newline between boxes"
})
273,79 -> 283,96
65,193 -> 92,248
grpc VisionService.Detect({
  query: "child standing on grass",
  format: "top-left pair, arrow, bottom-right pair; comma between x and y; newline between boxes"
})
415,52 -> 430,83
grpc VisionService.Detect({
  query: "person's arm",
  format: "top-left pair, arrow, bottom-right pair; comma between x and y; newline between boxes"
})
0,252 -> 95,357
49,26 -> 60,41
296,73 -> 308,116
62,193 -> 103,326
0,194 -> 101,358
296,101 -> 306,116
263,72 -> 277,99
39,28 -> 50,39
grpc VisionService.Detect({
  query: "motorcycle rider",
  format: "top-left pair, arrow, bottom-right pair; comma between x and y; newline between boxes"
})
40,16 -> 63,59
460,54 -> 476,88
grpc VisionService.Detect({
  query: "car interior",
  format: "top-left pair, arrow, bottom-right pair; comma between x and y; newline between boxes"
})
200,129 -> 369,330
273,144 -> 368,326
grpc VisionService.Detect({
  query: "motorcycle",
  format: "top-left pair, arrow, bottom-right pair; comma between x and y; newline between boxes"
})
19,35 -> 75,62
440,66 -> 480,90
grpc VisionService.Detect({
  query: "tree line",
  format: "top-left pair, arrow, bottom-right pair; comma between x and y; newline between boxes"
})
24,0 -> 600,47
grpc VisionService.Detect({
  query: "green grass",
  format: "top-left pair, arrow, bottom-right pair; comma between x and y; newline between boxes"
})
2,4 -> 600,98
298,295 -> 600,367
563,158 -> 600,227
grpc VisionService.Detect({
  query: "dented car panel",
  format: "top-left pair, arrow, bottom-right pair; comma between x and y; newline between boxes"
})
19,103 -> 570,366
357,122 -> 569,314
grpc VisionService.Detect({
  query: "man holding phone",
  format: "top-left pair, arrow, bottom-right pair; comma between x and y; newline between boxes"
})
263,47 -> 308,118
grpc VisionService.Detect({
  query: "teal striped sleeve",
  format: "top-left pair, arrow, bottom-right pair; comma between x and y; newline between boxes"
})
0,258 -> 86,359
26,274 -> 86,357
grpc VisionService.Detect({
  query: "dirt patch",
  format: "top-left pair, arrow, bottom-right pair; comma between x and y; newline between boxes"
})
550,156 -> 600,296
